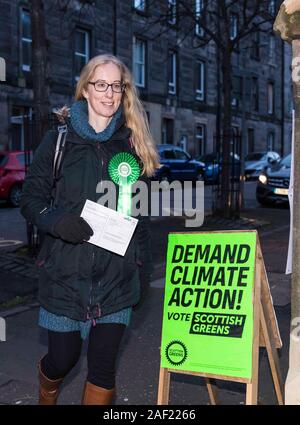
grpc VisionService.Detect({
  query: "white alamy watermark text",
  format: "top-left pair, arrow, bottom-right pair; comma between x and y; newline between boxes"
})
96,180 -> 205,228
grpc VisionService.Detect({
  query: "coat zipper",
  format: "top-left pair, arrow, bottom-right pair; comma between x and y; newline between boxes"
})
87,142 -> 103,325
94,141 -> 104,198
87,250 -> 95,322
87,250 -> 101,326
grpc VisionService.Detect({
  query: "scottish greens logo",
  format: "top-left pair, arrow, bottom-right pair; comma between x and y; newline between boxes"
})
165,340 -> 187,366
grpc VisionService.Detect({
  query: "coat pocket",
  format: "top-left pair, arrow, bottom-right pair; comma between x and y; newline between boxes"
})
43,239 -> 81,281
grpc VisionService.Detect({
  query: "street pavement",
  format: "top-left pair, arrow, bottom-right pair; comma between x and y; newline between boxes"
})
0,185 -> 292,405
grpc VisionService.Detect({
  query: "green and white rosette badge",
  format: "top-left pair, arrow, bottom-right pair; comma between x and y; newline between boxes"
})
108,152 -> 140,216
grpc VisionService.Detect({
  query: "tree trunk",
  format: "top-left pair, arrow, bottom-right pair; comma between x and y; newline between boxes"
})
274,3 -> 300,404
220,48 -> 233,218
285,38 -> 300,404
29,0 -> 50,149
291,38 -> 300,354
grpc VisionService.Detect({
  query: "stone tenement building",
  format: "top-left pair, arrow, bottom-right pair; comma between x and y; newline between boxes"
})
0,0 -> 293,157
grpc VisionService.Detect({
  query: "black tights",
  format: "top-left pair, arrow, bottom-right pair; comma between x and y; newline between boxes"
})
41,323 -> 126,390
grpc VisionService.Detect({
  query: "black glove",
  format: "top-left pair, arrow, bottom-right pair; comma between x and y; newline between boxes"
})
53,213 -> 93,244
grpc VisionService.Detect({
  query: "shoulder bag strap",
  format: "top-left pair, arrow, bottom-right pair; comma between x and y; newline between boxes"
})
53,124 -> 68,179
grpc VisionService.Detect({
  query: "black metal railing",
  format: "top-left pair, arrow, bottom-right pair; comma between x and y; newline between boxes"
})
211,131 -> 242,218
23,115 -> 57,252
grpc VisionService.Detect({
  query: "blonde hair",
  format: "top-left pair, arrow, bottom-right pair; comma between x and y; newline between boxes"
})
75,54 -> 160,177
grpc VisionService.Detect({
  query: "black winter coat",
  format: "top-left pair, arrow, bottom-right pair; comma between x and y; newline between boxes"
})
20,115 -> 152,321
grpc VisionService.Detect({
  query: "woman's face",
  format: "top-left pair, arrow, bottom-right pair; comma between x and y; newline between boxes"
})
83,62 -> 123,118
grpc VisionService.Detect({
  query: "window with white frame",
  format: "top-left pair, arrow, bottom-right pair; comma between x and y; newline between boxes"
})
230,13 -> 238,40
133,37 -> 146,87
195,60 -> 205,101
267,82 -> 274,114
168,0 -> 177,25
11,105 -> 32,150
168,51 -> 177,95
195,0 -> 204,37
134,0 -> 146,11
75,29 -> 90,81
268,0 -> 275,16
21,9 -> 32,72
195,124 -> 206,155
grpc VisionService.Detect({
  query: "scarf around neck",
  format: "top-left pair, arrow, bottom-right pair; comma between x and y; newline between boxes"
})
70,100 -> 122,142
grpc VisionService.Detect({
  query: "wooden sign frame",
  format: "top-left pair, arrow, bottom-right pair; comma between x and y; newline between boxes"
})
157,231 -> 283,406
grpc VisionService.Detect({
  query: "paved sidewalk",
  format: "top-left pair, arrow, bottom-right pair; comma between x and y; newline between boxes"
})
0,252 -> 37,278
0,252 -> 38,306
0,289 -> 290,405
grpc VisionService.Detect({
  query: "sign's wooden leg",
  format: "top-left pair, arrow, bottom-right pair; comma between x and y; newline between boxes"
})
246,381 -> 258,405
246,250 -> 262,405
157,367 -> 170,405
205,378 -> 218,405
260,302 -> 284,405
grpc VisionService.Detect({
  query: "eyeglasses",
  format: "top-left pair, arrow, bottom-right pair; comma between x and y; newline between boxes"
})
88,81 -> 126,93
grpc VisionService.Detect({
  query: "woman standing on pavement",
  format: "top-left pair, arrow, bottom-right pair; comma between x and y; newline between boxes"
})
20,54 -> 159,405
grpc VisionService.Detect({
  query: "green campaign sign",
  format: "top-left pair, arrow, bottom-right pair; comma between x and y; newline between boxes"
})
160,231 -> 257,379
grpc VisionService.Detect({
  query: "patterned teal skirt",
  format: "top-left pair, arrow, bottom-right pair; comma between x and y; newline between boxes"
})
39,307 -> 132,340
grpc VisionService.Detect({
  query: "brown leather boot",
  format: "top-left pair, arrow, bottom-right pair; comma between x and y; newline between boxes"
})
82,381 -> 115,405
38,361 -> 63,405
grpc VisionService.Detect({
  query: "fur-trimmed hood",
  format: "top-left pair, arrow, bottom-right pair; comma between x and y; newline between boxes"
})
52,105 -> 70,124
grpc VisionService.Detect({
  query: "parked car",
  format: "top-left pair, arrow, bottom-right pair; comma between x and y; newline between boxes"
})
0,151 -> 32,207
256,153 -> 290,206
154,145 -> 205,182
245,151 -> 281,181
196,152 -> 240,183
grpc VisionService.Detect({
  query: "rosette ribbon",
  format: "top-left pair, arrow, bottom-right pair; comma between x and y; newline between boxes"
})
108,152 -> 140,216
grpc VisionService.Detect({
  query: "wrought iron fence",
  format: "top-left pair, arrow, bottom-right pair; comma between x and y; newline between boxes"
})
211,130 -> 242,217
23,115 -> 57,252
